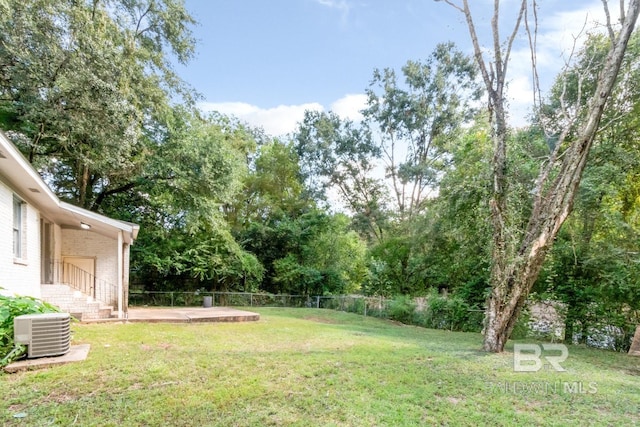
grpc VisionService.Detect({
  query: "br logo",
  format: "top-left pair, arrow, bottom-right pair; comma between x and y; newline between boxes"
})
513,343 -> 568,372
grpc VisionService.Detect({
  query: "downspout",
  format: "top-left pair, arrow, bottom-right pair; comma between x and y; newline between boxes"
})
117,230 -> 123,319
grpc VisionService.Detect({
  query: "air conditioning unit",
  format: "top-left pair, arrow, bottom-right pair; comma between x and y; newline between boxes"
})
14,313 -> 71,358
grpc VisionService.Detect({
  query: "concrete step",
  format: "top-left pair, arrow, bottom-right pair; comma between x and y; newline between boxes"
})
41,284 -> 114,320
98,306 -> 114,318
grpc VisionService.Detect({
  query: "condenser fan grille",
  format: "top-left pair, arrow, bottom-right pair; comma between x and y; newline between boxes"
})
14,313 -> 71,358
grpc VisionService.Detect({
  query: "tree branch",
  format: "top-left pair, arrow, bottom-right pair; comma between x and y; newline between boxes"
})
135,3 -> 154,39
602,0 -> 617,43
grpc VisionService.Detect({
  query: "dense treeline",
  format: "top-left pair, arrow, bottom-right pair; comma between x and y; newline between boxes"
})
0,1 -> 638,347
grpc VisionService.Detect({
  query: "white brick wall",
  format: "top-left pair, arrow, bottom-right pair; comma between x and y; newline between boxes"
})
61,228 -> 118,302
0,180 -> 41,298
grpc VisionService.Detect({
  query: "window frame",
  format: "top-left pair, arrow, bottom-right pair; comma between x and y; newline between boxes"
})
13,195 -> 24,259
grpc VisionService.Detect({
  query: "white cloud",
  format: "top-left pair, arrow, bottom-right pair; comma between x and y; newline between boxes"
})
314,0 -> 352,25
506,75 -> 534,127
315,0 -> 351,14
330,93 -> 368,122
316,0 -> 350,9
199,93 -> 369,137
200,102 -> 260,117
198,101 -> 324,137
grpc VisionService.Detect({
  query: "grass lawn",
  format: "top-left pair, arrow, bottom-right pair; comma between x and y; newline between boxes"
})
1,308 -> 639,426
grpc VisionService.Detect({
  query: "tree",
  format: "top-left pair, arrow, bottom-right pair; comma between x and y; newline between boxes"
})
438,0 -> 640,351
115,108 -> 262,292
0,0 -> 196,210
228,139 -> 309,227
239,209 -> 367,295
535,32 -> 640,349
294,43 -> 481,241
294,111 -> 388,242
271,211 -> 368,295
420,121 -> 494,305
363,42 -> 482,220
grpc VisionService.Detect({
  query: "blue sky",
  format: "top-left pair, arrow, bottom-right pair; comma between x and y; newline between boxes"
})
175,0 -> 622,136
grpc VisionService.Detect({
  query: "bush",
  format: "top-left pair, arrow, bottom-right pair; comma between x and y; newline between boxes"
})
415,290 -> 483,332
509,308 -> 531,340
387,295 -> 416,324
0,290 -> 61,367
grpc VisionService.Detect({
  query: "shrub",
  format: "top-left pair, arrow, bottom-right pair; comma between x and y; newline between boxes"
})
0,290 -> 61,367
387,295 -> 416,324
416,290 -> 483,332
510,308 -> 531,340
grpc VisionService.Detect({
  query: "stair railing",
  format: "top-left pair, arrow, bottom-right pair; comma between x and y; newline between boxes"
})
45,260 -> 118,308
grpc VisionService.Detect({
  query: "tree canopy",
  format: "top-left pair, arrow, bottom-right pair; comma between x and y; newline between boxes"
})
1,0 -> 639,352
0,0 -> 196,209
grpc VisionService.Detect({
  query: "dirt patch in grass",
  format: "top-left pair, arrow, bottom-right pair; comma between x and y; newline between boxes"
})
303,316 -> 339,324
140,343 -> 173,351
626,367 -> 640,376
447,397 -> 463,405
43,391 -> 78,404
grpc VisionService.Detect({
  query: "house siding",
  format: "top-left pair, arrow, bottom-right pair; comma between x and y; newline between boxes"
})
0,179 -> 41,298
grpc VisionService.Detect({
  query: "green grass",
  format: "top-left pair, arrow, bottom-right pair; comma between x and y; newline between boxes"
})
1,308 -> 639,426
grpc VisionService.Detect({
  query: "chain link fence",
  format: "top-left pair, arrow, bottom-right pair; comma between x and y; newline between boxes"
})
129,291 -> 313,309
316,295 -> 390,317
129,291 -> 391,314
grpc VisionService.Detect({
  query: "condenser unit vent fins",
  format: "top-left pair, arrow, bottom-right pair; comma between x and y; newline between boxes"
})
14,313 -> 71,358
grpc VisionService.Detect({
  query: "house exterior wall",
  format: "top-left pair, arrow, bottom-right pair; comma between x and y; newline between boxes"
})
61,228 -> 118,305
0,179 -> 41,298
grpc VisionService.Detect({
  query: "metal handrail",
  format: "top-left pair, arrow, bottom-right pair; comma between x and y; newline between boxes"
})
44,260 -> 118,307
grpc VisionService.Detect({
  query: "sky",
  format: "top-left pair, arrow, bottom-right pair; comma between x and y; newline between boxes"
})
174,0 -> 624,137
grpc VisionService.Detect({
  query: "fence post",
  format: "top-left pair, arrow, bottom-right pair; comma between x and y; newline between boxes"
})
363,297 -> 367,317
170,292 -> 174,307
316,296 -> 320,309
250,293 -> 253,307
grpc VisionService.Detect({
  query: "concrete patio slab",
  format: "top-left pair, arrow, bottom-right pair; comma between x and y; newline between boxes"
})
4,344 -> 91,373
124,307 -> 260,323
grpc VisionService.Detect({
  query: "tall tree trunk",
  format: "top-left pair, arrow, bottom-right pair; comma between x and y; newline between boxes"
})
78,162 -> 90,208
440,0 -> 640,352
482,0 -> 640,352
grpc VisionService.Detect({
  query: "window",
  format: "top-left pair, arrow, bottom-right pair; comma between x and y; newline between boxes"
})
13,196 -> 23,258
